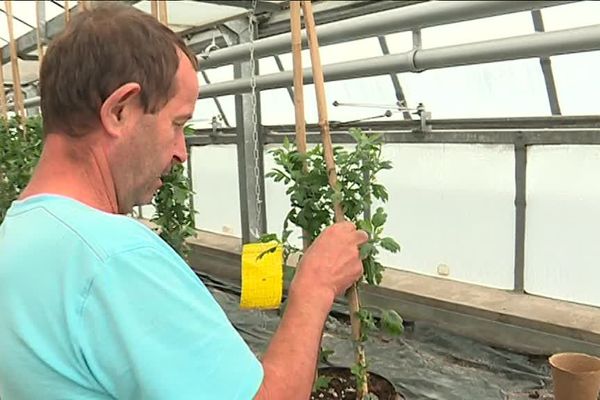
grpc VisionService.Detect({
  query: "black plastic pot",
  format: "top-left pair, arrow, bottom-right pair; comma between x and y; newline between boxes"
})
313,366 -> 406,400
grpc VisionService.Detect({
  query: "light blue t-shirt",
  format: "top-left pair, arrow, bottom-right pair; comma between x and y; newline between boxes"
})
0,195 -> 263,399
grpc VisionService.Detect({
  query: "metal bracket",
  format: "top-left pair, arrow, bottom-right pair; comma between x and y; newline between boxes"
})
416,103 -> 432,133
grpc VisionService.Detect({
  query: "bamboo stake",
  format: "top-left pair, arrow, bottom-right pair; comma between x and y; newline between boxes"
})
65,0 -> 71,24
290,1 -> 311,250
0,59 -> 7,119
150,0 -> 158,19
35,0 -> 45,64
158,0 -> 168,26
291,0 -> 321,388
300,0 -> 369,398
5,0 -> 26,119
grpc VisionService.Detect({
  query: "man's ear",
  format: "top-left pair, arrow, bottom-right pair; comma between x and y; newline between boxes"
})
99,82 -> 142,138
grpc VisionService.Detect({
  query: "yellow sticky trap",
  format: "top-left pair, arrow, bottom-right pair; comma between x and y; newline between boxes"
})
240,241 -> 283,310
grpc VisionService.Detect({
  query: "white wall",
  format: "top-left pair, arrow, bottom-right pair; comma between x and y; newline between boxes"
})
375,144 -> 515,289
189,143 -> 600,307
190,145 -> 242,236
525,146 -> 600,307
196,143 -> 516,290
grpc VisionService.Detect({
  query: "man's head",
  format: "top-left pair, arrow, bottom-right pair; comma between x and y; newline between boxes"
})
39,4 -> 200,213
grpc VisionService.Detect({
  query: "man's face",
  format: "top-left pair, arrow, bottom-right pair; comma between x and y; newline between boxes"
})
112,51 -> 200,213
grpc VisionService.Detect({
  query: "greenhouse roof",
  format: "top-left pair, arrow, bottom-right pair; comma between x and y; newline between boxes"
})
1,1 -> 600,119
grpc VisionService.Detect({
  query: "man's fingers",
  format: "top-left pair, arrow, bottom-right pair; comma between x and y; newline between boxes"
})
335,221 -> 356,232
354,230 -> 369,245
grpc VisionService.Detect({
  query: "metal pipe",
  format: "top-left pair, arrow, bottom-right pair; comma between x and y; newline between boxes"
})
195,24 -> 600,99
198,0 -> 573,69
15,24 -> 600,108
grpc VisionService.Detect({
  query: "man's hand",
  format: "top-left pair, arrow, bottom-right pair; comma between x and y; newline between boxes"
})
254,221 -> 369,400
291,221 -> 369,301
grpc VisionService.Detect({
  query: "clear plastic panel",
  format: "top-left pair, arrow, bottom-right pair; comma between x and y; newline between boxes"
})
376,143 -> 516,289
396,59 -> 551,118
541,1 -> 600,31
421,12 -> 533,49
550,51 -> 600,116
190,145 -> 242,237
525,145 -> 600,307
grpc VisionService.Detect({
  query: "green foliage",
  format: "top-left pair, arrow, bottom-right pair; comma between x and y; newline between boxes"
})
0,116 -> 44,224
381,309 -> 404,336
351,361 -> 370,390
319,348 -> 335,364
0,115 -> 195,260
312,375 -> 332,392
265,128 -> 404,395
151,163 -> 196,259
151,129 -> 196,260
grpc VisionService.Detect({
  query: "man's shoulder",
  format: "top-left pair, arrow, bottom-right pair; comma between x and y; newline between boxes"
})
7,194 -> 168,262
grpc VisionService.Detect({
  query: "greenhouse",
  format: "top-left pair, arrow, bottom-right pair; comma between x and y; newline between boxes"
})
1,1 -> 600,399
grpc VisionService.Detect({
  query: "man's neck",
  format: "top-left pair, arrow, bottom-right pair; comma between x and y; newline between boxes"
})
20,132 -> 119,214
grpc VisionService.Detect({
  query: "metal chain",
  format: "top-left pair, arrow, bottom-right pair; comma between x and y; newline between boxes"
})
249,0 -> 262,240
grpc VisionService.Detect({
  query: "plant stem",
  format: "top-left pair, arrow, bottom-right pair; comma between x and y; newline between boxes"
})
301,1 -> 368,397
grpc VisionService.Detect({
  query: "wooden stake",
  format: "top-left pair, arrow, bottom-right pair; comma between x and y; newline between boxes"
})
5,0 -> 26,119
291,0 -> 321,388
65,0 -> 71,24
35,0 -> 45,64
301,0 -> 369,398
150,0 -> 159,19
290,0 -> 311,250
158,0 -> 168,25
0,58 -> 7,119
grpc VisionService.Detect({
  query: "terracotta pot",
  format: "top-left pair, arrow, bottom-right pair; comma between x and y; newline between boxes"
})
549,352 -> 600,400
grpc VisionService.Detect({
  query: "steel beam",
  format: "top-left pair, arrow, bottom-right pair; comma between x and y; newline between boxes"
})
273,55 -> 295,104
513,137 -> 527,292
531,10 -> 562,116
200,70 -> 232,127
199,1 -> 573,69
1,1 -> 138,65
231,19 -> 267,244
198,1 -> 283,13
377,35 -> 412,120
185,128 -> 600,147
196,24 -> 600,99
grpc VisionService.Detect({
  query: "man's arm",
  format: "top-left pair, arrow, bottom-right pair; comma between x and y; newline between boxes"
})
254,221 -> 367,400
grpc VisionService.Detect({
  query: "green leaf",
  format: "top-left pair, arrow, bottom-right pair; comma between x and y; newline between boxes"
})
359,242 -> 375,260
173,187 -> 188,203
357,219 -> 373,234
259,233 -> 279,243
380,237 -> 401,253
312,375 -> 332,392
371,207 -> 387,229
319,348 -> 335,363
357,308 -> 377,337
183,125 -> 195,136
372,183 -> 389,202
380,309 -> 404,336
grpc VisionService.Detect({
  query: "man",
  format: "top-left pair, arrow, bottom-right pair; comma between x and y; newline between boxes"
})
0,4 -> 367,400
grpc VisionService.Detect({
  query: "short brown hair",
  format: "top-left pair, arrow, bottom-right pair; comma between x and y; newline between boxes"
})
40,3 -> 198,137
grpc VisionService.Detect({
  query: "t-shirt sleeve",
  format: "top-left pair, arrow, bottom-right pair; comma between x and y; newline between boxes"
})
77,245 -> 263,400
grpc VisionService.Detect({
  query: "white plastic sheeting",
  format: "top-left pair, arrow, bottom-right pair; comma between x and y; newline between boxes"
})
193,144 -> 516,290
525,146 -> 600,307
376,144 -> 516,289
